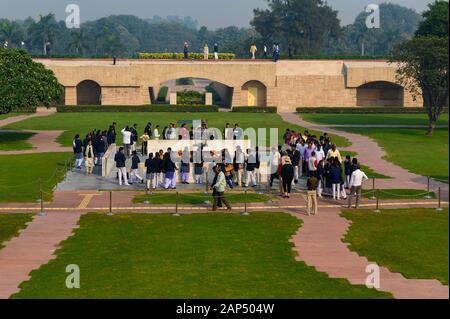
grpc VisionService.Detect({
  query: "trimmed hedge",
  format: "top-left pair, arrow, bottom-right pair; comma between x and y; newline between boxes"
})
57,105 -> 219,113
139,52 -> 235,60
232,106 -> 278,113
296,107 -> 449,114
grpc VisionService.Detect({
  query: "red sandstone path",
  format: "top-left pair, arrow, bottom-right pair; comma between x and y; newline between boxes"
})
0,108 -> 71,155
289,206 -> 449,299
0,211 -> 83,299
0,189 -> 448,299
280,112 -> 449,192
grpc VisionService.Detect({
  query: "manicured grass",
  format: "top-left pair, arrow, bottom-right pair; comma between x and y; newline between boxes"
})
0,131 -> 35,151
133,192 -> 272,204
343,128 -> 449,182
362,189 -> 436,200
0,213 -> 33,250
301,113 -> 449,126
0,153 -> 71,202
341,151 -> 390,179
13,212 -> 390,299
342,208 -> 449,285
6,112 -> 350,147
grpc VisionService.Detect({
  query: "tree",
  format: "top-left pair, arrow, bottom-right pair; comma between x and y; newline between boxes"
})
0,19 -> 24,48
27,14 -> 61,55
251,0 -> 341,55
0,49 -> 63,114
416,0 -> 449,37
390,1 -> 449,135
66,29 -> 90,55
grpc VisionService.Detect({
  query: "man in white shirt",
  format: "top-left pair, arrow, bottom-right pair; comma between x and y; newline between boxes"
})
153,125 -> 161,140
348,166 -> 369,209
121,127 -> 132,158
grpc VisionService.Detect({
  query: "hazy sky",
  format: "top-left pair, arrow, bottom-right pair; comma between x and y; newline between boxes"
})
0,0 -> 433,28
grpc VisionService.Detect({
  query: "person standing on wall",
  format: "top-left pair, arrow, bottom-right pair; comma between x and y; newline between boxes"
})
214,43 -> 219,60
263,45 -> 267,58
250,44 -> 258,59
183,42 -> 189,59
114,147 -> 130,186
203,43 -> 209,60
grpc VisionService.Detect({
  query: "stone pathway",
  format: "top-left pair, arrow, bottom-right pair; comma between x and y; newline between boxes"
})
0,108 -> 71,155
280,112 -> 449,193
0,107 -> 56,128
289,205 -> 449,299
0,211 -> 83,299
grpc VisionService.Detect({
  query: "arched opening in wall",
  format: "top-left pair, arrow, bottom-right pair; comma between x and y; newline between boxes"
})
241,81 -> 267,107
76,80 -> 101,105
150,78 -> 233,108
357,81 -> 404,107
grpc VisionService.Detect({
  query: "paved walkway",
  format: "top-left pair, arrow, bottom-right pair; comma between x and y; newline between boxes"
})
0,211 -> 83,298
289,205 -> 449,299
0,108 -> 71,155
0,190 -> 447,299
0,107 -> 56,128
280,112 -> 449,193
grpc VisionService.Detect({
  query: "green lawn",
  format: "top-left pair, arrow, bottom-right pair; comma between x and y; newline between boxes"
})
343,128 -> 449,181
13,212 -> 390,299
6,112 -> 350,147
342,208 -> 449,285
0,153 -> 71,202
362,189 -> 436,200
0,131 -> 35,151
341,151 -> 390,179
301,113 -> 449,126
0,213 -> 33,249
133,192 -> 272,204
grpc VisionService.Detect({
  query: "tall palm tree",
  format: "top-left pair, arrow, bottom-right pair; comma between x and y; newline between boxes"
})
0,20 -> 23,47
28,14 -> 61,55
66,29 -> 90,55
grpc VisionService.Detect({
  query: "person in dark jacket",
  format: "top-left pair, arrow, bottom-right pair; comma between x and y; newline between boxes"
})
145,153 -> 156,190
329,159 -> 342,200
280,157 -> 294,198
73,134 -> 84,169
114,147 -> 129,186
130,151 -> 143,184
290,145 -> 301,183
162,148 -> 177,189
107,125 -> 116,145
344,155 -> 352,189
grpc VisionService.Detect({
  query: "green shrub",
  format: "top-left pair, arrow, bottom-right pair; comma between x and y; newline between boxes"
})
57,105 -> 219,113
178,90 -> 205,105
139,52 -> 235,60
296,107 -> 449,114
232,106 -> 278,113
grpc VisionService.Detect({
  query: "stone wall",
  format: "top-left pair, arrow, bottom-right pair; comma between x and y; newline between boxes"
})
36,59 -> 423,111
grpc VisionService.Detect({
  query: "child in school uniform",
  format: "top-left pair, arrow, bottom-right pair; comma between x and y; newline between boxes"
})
194,161 -> 204,184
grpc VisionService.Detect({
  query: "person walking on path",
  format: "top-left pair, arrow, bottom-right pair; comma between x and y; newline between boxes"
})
348,165 -> 369,209
211,165 -> 232,211
84,140 -> 95,175
250,44 -> 258,59
213,43 -> 219,60
130,151 -> 144,184
121,126 -> 132,158
114,147 -> 129,186
203,44 -> 209,60
73,134 -> 84,169
183,42 -> 189,59
326,144 -> 342,163
306,174 -> 319,216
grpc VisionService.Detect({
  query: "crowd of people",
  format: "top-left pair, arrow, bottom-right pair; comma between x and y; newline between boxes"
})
73,121 -> 369,211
